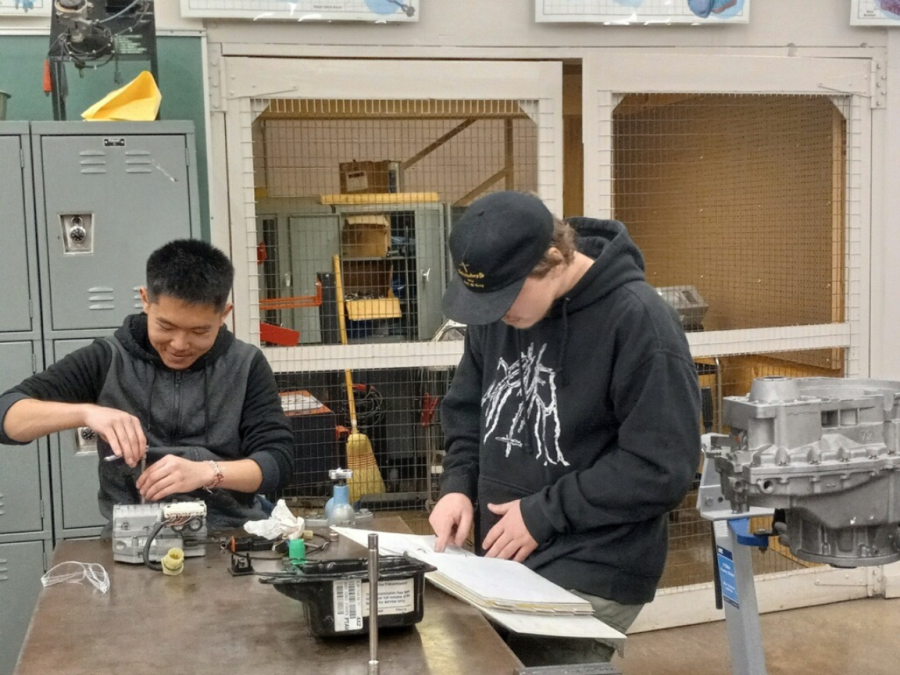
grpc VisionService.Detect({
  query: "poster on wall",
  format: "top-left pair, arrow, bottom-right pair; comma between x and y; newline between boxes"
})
180,0 -> 418,22
851,0 -> 900,25
536,0 -> 749,24
0,0 -> 51,16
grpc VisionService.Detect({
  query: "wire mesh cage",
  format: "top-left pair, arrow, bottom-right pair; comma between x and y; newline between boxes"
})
254,99 -> 537,519
613,94 -> 847,344
253,99 -> 539,349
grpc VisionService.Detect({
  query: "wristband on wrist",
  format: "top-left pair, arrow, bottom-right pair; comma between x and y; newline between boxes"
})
203,460 -> 225,491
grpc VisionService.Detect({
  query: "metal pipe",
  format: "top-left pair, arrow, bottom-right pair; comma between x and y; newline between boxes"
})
714,356 -> 723,433
368,533 -> 379,675
140,456 -> 147,504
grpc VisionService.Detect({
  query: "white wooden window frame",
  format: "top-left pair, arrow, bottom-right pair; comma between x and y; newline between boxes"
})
215,57 -> 563,373
582,52 -> 877,632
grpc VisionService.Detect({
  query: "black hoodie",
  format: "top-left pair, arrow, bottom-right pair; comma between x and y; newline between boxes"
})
440,218 -> 700,605
0,314 -> 294,530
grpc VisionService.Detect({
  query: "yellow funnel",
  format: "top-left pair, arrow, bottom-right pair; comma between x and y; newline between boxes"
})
82,71 -> 161,121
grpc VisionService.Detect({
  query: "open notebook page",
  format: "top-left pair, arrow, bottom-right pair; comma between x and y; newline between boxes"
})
331,527 -> 592,613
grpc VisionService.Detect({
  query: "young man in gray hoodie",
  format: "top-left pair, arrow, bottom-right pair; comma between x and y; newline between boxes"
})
0,240 -> 293,530
430,191 -> 700,666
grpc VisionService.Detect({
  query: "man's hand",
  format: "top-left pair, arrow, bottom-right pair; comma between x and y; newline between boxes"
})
136,455 -> 214,502
82,404 -> 147,468
429,492 -> 474,552
482,500 -> 538,562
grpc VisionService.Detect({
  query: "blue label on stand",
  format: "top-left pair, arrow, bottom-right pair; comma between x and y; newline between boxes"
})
717,545 -> 739,608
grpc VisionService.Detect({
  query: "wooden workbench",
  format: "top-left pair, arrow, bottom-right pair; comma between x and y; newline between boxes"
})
14,519 -> 520,675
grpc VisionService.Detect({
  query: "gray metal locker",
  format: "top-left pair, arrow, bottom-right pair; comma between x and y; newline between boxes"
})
411,204 -> 447,341
0,343 -> 45,536
51,339 -> 105,535
28,122 -> 199,540
0,125 -> 36,334
0,124 -> 51,675
256,199 -> 336,345
0,541 -> 46,675
33,126 -> 198,333
335,202 -> 448,341
287,213 -> 341,344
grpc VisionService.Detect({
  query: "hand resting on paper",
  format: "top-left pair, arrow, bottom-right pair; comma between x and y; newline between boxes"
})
482,500 -> 538,563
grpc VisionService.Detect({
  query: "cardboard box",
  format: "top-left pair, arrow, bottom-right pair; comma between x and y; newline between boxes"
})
345,296 -> 401,321
339,160 -> 402,194
341,214 -> 390,259
343,260 -> 402,320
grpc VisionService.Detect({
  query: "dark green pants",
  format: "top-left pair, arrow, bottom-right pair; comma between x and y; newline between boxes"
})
502,592 -> 644,667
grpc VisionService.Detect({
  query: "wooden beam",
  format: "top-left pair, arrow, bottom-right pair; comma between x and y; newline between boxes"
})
400,118 -> 478,172
504,118 -> 515,190
260,111 -> 529,121
454,169 -> 509,207
614,93 -> 697,117
258,99 -> 529,121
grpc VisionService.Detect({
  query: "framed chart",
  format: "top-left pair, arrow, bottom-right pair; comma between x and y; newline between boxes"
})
535,0 -> 749,24
180,0 -> 418,22
0,0 -> 51,17
851,0 -> 900,25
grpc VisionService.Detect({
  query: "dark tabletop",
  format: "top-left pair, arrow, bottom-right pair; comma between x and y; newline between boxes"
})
14,518 -> 520,675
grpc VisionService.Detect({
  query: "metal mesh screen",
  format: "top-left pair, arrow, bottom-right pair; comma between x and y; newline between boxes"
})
273,366 -> 454,506
251,99 -> 537,516
613,94 -> 847,370
253,99 -> 538,349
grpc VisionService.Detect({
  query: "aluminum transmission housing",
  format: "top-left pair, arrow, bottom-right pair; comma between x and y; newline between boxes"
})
704,377 -> 900,566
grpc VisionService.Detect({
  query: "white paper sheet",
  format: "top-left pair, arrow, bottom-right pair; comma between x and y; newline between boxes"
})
330,527 -> 470,557
481,606 -> 625,640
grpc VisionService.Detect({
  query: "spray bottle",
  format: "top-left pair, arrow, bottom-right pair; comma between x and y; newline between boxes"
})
325,468 -> 356,527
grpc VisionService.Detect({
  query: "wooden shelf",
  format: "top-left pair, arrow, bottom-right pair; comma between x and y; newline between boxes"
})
321,192 -> 440,206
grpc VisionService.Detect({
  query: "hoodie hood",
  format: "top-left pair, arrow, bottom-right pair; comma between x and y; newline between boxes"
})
546,218 -> 646,320
115,313 -> 235,372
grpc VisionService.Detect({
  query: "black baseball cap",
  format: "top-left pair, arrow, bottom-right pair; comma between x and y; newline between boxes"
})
442,191 -> 554,325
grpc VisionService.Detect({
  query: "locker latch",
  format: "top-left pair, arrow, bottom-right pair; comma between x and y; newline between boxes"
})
61,213 -> 94,254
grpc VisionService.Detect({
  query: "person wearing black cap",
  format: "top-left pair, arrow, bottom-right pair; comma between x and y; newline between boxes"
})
429,191 -> 700,666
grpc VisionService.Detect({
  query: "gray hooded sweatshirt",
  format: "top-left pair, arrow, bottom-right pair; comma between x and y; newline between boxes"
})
0,314 -> 294,531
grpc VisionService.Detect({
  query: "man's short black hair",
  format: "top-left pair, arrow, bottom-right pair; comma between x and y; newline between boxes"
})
146,239 -> 234,312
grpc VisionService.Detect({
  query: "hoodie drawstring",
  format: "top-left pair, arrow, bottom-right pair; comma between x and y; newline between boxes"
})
146,368 -> 157,440
557,297 -> 571,388
203,366 -> 210,446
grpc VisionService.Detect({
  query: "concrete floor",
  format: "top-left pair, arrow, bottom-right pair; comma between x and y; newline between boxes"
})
616,597 -> 900,674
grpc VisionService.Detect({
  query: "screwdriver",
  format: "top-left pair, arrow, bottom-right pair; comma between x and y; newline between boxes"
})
104,453 -> 147,503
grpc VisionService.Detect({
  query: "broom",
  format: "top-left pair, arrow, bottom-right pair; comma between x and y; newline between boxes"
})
333,254 -> 386,503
